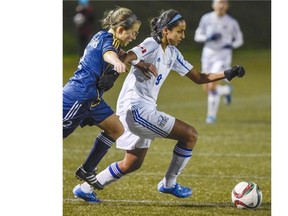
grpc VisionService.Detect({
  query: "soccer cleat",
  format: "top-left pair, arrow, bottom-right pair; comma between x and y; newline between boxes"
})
75,166 -> 104,190
205,116 -> 216,124
224,85 -> 233,105
157,180 -> 193,198
73,184 -> 101,203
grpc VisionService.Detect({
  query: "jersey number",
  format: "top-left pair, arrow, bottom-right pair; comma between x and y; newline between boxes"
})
155,74 -> 162,85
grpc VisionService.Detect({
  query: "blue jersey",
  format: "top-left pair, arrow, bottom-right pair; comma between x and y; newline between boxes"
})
64,30 -> 120,101
63,30 -> 120,138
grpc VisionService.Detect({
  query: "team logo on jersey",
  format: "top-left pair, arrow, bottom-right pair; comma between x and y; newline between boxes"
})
157,57 -> 161,62
137,45 -> 147,54
63,120 -> 72,128
167,59 -> 172,67
89,38 -> 99,48
157,115 -> 169,127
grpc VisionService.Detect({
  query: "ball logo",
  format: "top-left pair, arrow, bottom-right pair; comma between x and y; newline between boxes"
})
231,181 -> 262,209
232,182 -> 254,198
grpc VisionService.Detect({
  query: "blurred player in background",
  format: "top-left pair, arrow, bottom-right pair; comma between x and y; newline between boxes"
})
194,0 -> 243,123
63,7 -> 154,202
73,0 -> 95,56
73,9 -> 245,202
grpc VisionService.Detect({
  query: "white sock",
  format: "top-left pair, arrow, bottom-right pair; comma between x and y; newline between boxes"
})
80,182 -> 93,193
216,85 -> 231,96
163,145 -> 192,188
207,90 -> 220,118
96,162 -> 124,187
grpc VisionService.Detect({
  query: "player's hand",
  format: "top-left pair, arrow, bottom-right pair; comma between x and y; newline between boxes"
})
113,62 -> 127,73
224,65 -> 245,81
135,60 -> 158,79
207,33 -> 222,42
222,44 -> 233,49
98,70 -> 120,92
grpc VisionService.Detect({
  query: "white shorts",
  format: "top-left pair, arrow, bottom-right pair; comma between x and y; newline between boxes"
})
201,49 -> 232,73
116,102 -> 175,150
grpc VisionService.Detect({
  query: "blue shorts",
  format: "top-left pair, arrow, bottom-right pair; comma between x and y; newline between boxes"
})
63,95 -> 114,138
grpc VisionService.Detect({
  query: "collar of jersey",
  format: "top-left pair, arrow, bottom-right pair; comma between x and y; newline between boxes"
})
112,34 -> 121,49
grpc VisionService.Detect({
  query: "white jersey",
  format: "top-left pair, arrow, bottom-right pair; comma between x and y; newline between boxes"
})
116,37 -> 193,115
194,11 -> 243,72
115,37 -> 193,149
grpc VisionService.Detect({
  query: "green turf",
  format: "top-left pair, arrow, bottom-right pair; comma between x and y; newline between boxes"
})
63,49 -> 271,215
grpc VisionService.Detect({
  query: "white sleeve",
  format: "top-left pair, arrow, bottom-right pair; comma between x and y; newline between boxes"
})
129,37 -> 159,65
232,20 -> 244,49
172,48 -> 193,76
194,15 -> 208,43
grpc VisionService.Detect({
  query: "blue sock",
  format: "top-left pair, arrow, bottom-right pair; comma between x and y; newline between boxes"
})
82,132 -> 114,172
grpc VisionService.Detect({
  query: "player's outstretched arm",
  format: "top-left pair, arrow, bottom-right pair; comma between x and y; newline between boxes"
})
186,65 -> 245,84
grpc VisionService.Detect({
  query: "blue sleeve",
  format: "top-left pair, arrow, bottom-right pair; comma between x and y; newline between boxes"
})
102,34 -> 118,56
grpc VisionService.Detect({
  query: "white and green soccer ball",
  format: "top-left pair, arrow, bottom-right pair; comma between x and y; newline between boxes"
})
231,181 -> 262,209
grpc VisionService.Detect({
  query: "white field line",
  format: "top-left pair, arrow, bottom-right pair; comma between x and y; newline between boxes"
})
63,148 -> 271,158
63,198 -> 231,206
133,173 -> 270,179
63,170 -> 270,179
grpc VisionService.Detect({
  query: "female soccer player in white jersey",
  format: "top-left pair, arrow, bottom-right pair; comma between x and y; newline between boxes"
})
194,0 -> 244,123
73,9 -> 245,202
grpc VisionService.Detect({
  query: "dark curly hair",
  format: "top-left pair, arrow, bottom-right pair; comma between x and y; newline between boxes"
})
150,9 -> 184,43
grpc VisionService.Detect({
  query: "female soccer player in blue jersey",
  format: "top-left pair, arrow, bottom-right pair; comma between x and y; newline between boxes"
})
63,7 -> 158,202
73,9 -> 245,202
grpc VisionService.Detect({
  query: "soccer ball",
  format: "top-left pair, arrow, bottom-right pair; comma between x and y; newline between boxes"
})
231,181 -> 262,209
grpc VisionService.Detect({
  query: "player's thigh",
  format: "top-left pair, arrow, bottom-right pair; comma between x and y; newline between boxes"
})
207,81 -> 218,91
98,114 -> 124,140
202,82 -> 218,92
84,99 -> 124,139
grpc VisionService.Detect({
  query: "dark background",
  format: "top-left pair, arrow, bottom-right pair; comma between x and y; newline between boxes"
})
63,0 -> 271,55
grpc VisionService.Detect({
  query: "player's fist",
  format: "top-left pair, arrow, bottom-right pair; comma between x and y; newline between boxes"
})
98,70 -> 119,92
207,33 -> 221,42
224,65 -> 245,81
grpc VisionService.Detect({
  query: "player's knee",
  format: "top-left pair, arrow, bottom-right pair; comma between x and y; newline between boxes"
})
114,126 -> 125,139
186,126 -> 198,148
105,125 -> 124,140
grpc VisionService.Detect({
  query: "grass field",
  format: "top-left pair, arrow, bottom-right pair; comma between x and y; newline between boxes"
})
63,49 -> 271,215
